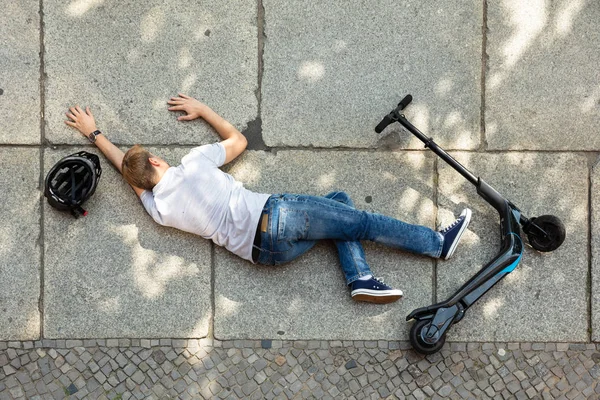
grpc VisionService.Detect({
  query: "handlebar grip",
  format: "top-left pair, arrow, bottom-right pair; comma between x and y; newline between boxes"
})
398,94 -> 413,110
375,115 -> 393,133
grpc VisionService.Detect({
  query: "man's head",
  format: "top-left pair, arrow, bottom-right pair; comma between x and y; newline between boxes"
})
122,145 -> 169,190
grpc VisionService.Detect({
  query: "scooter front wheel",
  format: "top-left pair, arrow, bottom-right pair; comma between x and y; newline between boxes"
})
527,215 -> 566,252
409,319 -> 446,355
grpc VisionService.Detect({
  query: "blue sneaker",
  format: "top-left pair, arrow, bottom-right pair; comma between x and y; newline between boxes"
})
439,208 -> 472,260
350,277 -> 403,304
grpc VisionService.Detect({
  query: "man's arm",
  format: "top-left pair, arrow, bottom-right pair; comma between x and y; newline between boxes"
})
167,94 -> 247,164
65,106 -> 145,198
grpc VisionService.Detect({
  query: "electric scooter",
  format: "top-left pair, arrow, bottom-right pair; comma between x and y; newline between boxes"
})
376,95 -> 566,355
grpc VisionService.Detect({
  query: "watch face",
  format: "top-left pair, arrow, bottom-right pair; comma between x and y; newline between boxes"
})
88,132 -> 96,143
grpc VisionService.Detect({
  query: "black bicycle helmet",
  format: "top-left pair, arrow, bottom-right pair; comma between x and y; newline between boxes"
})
44,151 -> 102,218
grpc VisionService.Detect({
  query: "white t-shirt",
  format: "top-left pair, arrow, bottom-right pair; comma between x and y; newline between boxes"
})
140,143 -> 271,262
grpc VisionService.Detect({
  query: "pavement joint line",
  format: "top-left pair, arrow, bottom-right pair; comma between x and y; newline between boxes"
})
256,0 -> 266,145
256,0 -> 265,109
37,0 -> 47,340
240,0 -> 268,151
0,143 -> 45,148
480,0 -> 489,152
10,142 -> 600,156
37,147 -> 45,340
432,157 -> 439,304
209,242 -> 216,340
588,162 -> 593,342
254,147 -> 600,155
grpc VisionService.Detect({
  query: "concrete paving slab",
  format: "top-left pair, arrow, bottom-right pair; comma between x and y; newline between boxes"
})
0,148 -> 40,339
215,150 -> 436,340
262,0 -> 482,149
592,158 -> 600,341
436,152 -> 588,342
486,1 -> 600,150
43,0 -> 257,145
43,147 -> 211,338
0,0 -> 40,144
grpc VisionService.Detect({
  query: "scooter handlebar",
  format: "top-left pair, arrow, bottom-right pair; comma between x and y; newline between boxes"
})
398,94 -> 413,110
375,94 -> 413,133
375,115 -> 393,133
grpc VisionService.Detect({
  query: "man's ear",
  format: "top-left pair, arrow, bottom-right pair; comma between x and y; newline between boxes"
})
148,157 -> 161,167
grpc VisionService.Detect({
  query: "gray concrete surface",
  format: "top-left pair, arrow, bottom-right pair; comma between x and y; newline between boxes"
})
593,158 -> 600,342
0,0 -> 598,356
486,1 -> 600,150
215,150 -> 436,340
43,147 -> 212,338
262,0 -> 482,149
436,152 -> 588,342
0,0 -> 40,144
43,0 -> 257,145
0,149 -> 41,340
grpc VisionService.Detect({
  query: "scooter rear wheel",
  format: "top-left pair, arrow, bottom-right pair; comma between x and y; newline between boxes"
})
409,319 -> 446,355
527,215 -> 566,252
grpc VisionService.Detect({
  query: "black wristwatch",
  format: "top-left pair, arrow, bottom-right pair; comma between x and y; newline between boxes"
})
87,130 -> 102,143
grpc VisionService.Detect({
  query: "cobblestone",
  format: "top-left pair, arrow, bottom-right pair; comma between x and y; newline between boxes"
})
0,341 -> 598,399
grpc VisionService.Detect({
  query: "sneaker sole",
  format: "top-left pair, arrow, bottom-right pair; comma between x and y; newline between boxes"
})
352,290 -> 403,304
444,208 -> 472,260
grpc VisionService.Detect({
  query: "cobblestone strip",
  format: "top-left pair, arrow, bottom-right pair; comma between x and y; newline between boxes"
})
1,340 -> 599,400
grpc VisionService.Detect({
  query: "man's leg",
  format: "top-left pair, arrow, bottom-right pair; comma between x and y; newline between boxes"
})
272,194 -> 443,257
259,193 -> 468,303
323,191 -> 371,284
324,191 -> 403,304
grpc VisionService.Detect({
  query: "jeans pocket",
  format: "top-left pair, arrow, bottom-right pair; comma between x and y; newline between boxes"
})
277,208 -> 309,242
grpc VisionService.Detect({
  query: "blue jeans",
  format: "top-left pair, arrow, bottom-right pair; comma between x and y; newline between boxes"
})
254,192 -> 443,284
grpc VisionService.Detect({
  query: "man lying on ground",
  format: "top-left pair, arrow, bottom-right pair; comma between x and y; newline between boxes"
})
65,94 -> 471,304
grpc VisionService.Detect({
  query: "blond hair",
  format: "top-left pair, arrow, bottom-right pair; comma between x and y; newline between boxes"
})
122,145 -> 157,190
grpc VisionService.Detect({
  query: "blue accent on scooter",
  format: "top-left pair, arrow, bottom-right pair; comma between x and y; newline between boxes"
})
499,233 -> 523,274
499,252 -> 522,274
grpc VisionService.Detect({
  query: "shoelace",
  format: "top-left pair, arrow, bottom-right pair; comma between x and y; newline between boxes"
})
373,277 -> 386,285
440,216 -> 463,234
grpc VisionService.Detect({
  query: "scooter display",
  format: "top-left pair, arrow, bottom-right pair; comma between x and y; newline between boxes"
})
376,95 -> 566,355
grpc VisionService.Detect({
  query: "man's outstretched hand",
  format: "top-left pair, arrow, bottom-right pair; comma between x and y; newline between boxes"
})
65,105 -> 98,137
167,93 -> 209,121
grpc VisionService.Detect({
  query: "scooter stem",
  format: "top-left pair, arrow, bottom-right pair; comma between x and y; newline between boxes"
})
396,114 -> 478,186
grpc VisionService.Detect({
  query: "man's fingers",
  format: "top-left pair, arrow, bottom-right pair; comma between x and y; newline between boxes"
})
64,120 -> 76,127
75,105 -> 84,114
168,105 -> 184,111
69,107 -> 79,116
178,114 -> 194,121
167,99 -> 183,105
178,93 -> 190,99
66,112 -> 77,121
85,106 -> 92,116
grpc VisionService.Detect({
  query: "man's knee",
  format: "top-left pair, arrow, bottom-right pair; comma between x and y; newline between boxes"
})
326,191 -> 354,206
